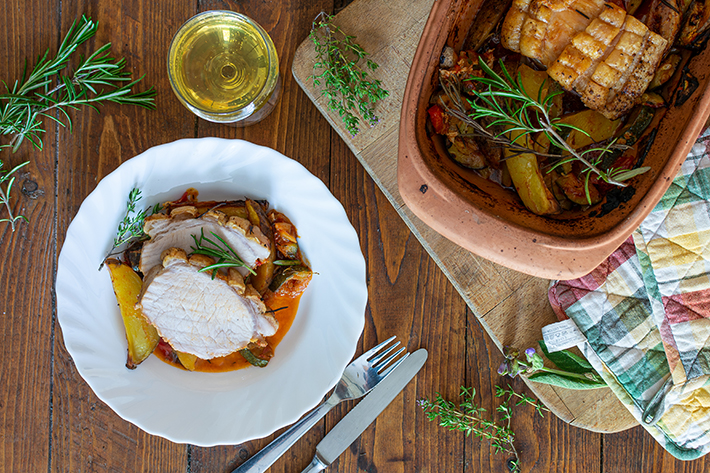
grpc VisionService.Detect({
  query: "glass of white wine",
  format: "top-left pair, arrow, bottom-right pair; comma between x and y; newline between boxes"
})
167,11 -> 280,125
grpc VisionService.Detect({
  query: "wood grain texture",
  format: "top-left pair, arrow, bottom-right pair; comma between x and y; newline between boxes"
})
0,0 -> 710,472
290,0 -> 639,434
51,1 -> 193,472
0,2 -> 59,473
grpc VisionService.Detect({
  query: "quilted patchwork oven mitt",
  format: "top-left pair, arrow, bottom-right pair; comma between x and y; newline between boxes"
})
549,129 -> 710,460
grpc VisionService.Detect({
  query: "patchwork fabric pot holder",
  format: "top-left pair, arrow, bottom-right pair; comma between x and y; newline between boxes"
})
549,129 -> 710,460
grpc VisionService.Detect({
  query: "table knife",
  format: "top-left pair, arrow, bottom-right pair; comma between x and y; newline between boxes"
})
301,348 -> 428,473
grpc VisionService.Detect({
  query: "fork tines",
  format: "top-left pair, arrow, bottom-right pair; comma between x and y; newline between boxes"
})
366,336 -> 409,377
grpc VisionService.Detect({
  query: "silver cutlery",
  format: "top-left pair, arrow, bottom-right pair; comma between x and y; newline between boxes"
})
233,336 -> 409,473
301,348 -> 428,472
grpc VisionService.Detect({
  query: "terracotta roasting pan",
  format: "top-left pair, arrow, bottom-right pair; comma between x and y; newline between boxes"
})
398,0 -> 710,279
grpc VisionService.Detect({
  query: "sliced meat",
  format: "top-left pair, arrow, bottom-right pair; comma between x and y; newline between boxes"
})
548,8 -> 667,118
137,248 -> 278,359
501,0 -> 606,67
139,206 -> 270,275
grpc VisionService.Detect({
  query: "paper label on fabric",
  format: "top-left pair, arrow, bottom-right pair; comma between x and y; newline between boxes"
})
542,319 -> 585,352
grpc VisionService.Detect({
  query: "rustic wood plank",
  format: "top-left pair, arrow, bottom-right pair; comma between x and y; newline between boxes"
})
329,138 -> 468,473
189,0 -> 335,472
51,1 -> 193,471
0,2 -> 60,473
290,0 -> 638,434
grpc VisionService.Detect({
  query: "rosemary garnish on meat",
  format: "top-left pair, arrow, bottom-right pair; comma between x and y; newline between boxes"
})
440,59 -> 650,191
190,228 -> 256,278
0,16 -> 156,232
309,12 -> 389,136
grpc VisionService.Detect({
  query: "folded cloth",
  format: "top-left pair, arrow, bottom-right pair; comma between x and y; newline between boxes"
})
632,138 -> 710,386
548,128 -> 710,459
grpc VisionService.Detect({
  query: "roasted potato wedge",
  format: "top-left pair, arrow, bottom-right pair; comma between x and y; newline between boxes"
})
505,131 -> 560,215
106,259 -> 159,369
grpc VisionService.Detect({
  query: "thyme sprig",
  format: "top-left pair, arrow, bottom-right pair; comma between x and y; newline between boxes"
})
440,58 -> 649,191
0,160 -> 29,231
309,12 -> 389,136
190,228 -> 256,278
101,188 -> 160,268
0,16 -> 156,231
419,385 -> 548,472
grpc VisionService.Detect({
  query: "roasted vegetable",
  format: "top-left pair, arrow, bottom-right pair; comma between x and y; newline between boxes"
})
176,351 -> 198,371
269,210 -> 300,259
447,136 -> 488,170
246,199 -> 277,294
106,259 -> 159,369
518,64 -> 562,118
556,172 -> 601,206
505,131 -> 560,215
649,53 -> 682,90
269,265 -> 313,297
679,0 -> 710,47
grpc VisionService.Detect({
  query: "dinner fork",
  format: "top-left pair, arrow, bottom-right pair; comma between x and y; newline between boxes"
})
232,336 -> 409,473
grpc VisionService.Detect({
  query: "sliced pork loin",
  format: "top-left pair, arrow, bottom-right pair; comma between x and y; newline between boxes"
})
138,206 -> 271,276
137,248 -> 278,359
547,5 -> 667,119
501,0 -> 606,68
502,0 -> 668,119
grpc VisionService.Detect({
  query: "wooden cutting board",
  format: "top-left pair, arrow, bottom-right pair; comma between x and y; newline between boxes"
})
291,0 -> 638,432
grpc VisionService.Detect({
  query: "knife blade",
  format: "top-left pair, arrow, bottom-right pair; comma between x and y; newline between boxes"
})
301,348 -> 428,473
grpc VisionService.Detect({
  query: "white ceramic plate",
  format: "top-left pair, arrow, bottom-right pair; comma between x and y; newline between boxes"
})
56,138 -> 367,446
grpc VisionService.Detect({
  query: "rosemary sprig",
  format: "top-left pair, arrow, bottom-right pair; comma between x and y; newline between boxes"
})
440,58 -> 649,191
0,160 -> 29,231
309,12 -> 389,136
419,385 -> 548,472
190,228 -> 256,278
0,15 -> 156,231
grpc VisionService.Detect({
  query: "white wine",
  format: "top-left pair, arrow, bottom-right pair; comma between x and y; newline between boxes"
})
168,11 -> 279,123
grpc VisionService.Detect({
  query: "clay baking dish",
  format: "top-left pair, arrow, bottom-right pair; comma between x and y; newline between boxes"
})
398,0 -> 710,279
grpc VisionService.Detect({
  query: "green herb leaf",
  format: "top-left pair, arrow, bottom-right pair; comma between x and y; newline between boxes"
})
527,371 -> 607,390
1,16 -> 155,232
308,12 -> 389,136
538,340 -> 594,374
239,348 -> 269,367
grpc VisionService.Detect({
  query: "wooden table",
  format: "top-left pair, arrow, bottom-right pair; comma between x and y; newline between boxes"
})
1,0 -> 708,472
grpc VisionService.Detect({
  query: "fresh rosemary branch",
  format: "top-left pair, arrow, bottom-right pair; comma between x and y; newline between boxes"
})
0,160 -> 29,231
190,228 -> 256,278
440,58 -> 649,189
420,385 -> 548,472
309,12 -> 389,136
0,15 -> 156,232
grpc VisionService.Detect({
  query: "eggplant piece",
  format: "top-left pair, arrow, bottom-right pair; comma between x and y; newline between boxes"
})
246,199 -> 276,294
464,0 -> 513,52
679,0 -> 710,48
447,137 -> 488,170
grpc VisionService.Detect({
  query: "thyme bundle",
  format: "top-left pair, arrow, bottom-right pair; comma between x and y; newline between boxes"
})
420,385 -> 549,472
309,12 -> 389,136
0,16 -> 156,232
